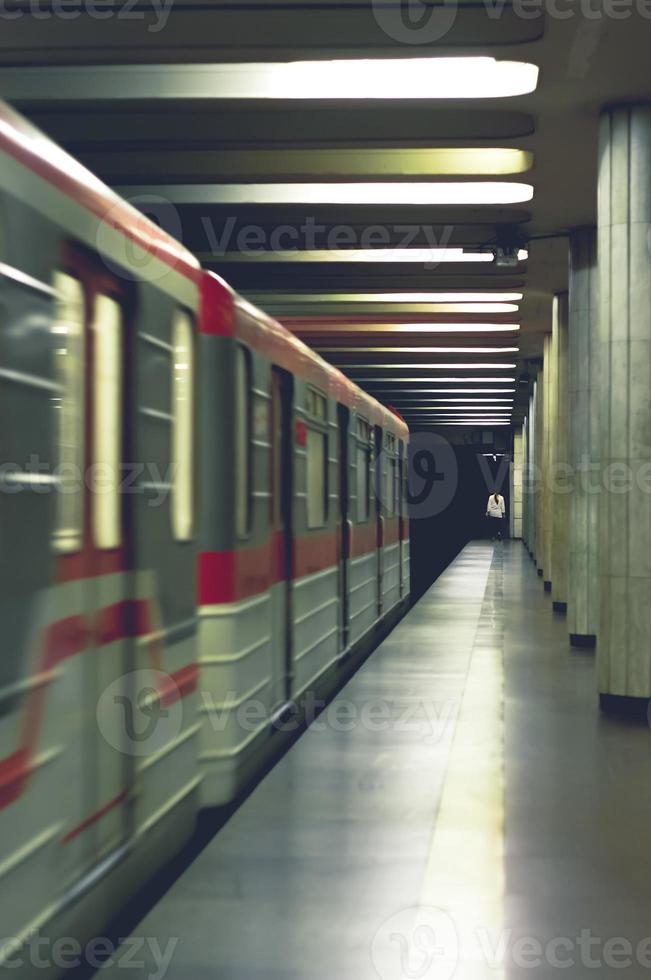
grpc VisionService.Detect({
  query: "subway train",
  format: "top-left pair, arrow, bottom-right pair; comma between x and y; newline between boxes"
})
0,101 -> 410,972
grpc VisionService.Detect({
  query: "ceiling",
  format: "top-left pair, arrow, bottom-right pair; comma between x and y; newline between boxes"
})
0,1 -> 649,431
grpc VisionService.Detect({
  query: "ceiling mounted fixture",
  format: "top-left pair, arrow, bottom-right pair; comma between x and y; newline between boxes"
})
294,323 -> 521,333
200,57 -> 540,100
391,399 -> 514,404
144,182 -> 534,206
321,292 -> 525,303
337,362 -> 515,372
403,408 -> 513,413
318,346 -> 519,354
206,249 -> 496,264
348,377 -> 517,383
407,414 -> 510,424
250,292 -> 524,304
363,388 -> 516,394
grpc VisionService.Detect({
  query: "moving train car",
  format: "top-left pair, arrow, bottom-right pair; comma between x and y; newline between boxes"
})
197,273 -> 409,804
0,100 -> 409,976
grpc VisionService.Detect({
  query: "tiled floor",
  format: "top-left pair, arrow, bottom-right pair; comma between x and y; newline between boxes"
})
101,542 -> 651,979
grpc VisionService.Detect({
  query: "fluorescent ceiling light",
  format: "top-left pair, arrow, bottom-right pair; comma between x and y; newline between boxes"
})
256,292 -> 523,303
362,388 -> 516,394
190,57 -> 540,100
415,421 -> 512,426
404,408 -> 512,414
318,292 -> 524,303
407,415 -> 510,425
344,363 -> 517,369
0,58 -> 538,101
144,182 -> 533,206
292,303 -> 518,320
205,248 -> 495,264
392,398 -> 514,404
193,147 -> 533,177
295,323 -> 521,333
400,414 -> 514,418
319,346 -> 519,354
350,377 -> 517,383
406,418 -> 512,422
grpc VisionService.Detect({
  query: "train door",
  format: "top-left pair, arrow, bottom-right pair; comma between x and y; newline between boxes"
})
271,367 -> 294,702
54,246 -> 133,869
337,404 -> 350,651
375,425 -> 384,616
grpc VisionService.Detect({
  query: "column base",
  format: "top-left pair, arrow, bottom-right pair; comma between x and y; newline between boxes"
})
544,580 -> 552,593
552,601 -> 567,614
599,693 -> 651,724
570,633 -> 596,649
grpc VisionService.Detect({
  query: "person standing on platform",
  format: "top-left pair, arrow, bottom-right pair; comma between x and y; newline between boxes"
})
486,490 -> 506,540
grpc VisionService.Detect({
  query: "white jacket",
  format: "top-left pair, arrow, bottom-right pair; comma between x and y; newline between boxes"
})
486,494 -> 505,518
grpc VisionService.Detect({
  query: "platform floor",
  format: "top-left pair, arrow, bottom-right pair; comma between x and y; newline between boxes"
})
102,542 -> 651,979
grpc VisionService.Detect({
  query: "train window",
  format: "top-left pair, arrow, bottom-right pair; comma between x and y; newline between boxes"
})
306,426 -> 327,529
386,458 -> 396,515
306,387 -> 327,420
384,433 -> 398,515
92,295 -> 123,550
356,417 -> 372,523
52,272 -> 85,554
235,345 -> 252,537
172,310 -> 194,541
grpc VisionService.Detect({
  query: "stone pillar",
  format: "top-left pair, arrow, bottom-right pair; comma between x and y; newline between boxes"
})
551,294 -> 570,613
521,416 -> 529,549
535,368 -> 545,578
568,228 -> 598,647
541,332 -> 554,590
527,383 -> 537,561
597,105 -> 651,702
511,426 -> 523,539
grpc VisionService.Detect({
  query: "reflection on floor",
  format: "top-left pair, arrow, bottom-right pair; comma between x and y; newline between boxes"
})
101,542 -> 651,980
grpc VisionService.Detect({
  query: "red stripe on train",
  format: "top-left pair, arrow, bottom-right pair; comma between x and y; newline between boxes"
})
0,748 -> 31,810
159,663 -> 200,707
61,790 -> 129,845
199,531 -> 352,605
0,599 -> 197,814
0,106 -> 201,287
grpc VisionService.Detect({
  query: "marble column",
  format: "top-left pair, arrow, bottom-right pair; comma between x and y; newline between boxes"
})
541,332 -> 554,590
521,416 -> 529,550
535,367 -> 545,578
597,105 -> 651,701
551,294 -> 570,613
511,426 -> 524,539
568,228 -> 599,647
527,383 -> 537,561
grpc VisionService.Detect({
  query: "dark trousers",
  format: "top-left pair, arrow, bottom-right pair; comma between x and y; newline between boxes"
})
486,516 -> 504,539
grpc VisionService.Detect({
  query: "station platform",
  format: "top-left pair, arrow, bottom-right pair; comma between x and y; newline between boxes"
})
100,542 -> 651,980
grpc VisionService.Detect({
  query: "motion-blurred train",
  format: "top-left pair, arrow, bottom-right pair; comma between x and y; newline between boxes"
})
0,102 -> 410,973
